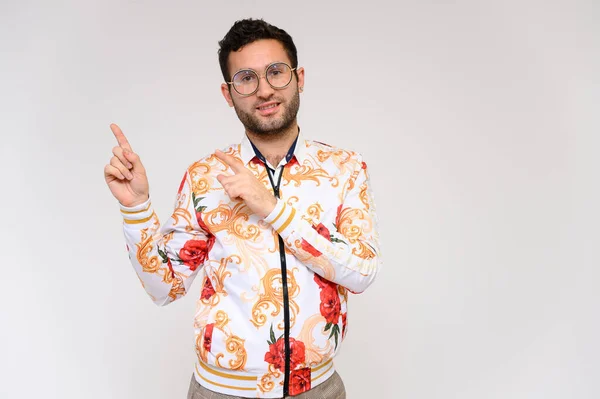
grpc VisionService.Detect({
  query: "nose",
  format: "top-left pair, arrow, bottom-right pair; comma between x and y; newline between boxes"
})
255,75 -> 275,99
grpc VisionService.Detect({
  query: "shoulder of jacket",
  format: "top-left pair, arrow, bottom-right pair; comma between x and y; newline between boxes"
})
305,139 -> 364,165
184,143 -> 239,173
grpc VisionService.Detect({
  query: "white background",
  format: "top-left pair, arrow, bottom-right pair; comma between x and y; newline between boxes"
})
1,0 -> 598,398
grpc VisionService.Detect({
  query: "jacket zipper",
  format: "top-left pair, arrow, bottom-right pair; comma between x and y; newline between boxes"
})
266,165 -> 290,398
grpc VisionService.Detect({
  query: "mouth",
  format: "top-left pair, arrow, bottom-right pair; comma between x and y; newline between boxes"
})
256,101 -> 281,116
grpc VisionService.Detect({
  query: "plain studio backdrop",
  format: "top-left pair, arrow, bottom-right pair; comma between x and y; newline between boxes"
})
1,0 -> 598,398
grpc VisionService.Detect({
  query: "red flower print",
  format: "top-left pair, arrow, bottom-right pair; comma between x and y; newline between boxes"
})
200,277 -> 215,300
301,223 -> 332,257
361,161 -> 367,170
264,336 -> 306,371
196,211 -> 211,233
264,338 -> 285,371
335,204 -> 343,230
289,368 -> 311,396
314,273 -> 336,291
342,312 -> 347,338
166,258 -> 174,278
203,323 -> 214,352
301,239 -> 322,257
191,192 -> 212,235
179,239 -> 212,271
315,223 -> 330,240
319,287 -> 341,324
177,172 -> 188,194
314,274 -> 342,348
288,338 -> 306,370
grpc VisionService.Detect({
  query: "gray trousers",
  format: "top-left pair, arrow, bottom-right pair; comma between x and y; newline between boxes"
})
187,371 -> 346,399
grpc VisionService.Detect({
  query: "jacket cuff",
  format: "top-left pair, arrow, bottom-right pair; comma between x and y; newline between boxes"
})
264,199 -> 296,237
119,198 -> 154,225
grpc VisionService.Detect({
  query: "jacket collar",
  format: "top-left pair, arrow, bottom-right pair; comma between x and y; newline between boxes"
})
239,128 -> 307,167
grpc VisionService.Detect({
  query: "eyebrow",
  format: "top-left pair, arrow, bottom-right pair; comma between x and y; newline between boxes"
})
233,61 -> 286,74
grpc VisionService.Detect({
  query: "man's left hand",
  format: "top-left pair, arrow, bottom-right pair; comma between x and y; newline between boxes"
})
215,150 -> 277,218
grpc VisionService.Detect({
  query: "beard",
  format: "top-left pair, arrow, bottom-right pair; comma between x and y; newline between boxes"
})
232,87 -> 300,138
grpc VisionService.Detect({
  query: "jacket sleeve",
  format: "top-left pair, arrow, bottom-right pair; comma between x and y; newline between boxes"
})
120,170 -> 214,306
264,154 -> 381,293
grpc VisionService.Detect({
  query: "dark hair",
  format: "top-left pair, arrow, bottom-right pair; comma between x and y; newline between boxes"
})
218,18 -> 298,83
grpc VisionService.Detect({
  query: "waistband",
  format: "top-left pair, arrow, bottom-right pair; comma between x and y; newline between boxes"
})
194,358 -> 335,398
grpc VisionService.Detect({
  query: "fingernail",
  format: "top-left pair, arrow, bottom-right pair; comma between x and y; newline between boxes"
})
127,172 -> 133,180
127,163 -> 133,169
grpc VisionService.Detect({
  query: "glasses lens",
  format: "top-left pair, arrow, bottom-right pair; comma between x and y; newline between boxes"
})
232,70 -> 259,95
266,63 -> 292,88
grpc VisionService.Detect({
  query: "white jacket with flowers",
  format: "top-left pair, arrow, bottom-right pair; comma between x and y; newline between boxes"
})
120,132 -> 381,398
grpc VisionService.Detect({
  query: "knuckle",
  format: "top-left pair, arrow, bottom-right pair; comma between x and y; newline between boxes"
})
111,158 -> 127,172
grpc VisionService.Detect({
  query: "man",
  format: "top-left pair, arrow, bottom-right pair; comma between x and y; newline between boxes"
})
104,18 -> 381,398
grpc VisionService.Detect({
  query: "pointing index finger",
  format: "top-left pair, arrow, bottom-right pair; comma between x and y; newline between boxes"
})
110,123 -> 133,151
215,149 -> 245,174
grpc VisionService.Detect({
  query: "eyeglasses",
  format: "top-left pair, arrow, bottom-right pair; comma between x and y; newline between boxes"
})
227,62 -> 297,96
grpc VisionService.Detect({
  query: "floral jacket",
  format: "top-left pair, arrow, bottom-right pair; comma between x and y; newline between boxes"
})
120,132 -> 381,398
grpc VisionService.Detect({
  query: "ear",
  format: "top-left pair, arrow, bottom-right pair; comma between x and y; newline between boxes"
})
296,67 -> 305,92
221,83 -> 234,107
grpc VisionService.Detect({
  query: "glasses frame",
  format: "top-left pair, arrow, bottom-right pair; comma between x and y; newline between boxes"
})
227,62 -> 297,97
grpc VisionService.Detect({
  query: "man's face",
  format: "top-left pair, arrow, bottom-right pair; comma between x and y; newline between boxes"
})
221,39 -> 305,137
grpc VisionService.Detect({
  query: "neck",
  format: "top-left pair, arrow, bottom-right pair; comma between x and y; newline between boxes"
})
246,123 -> 299,167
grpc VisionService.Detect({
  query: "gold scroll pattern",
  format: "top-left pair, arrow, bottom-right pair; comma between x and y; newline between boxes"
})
298,314 -> 335,366
300,202 -> 324,226
336,207 -> 376,260
188,158 -> 219,196
200,255 -> 237,307
314,148 -> 354,177
282,159 -> 334,188
359,182 -> 370,211
258,363 -> 282,394
288,239 -> 336,281
171,186 -> 194,229
339,161 -> 362,202
196,310 -> 248,371
251,268 -> 300,330
136,223 -> 186,301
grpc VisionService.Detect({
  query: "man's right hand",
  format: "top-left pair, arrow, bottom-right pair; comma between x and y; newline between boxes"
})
104,123 -> 150,207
